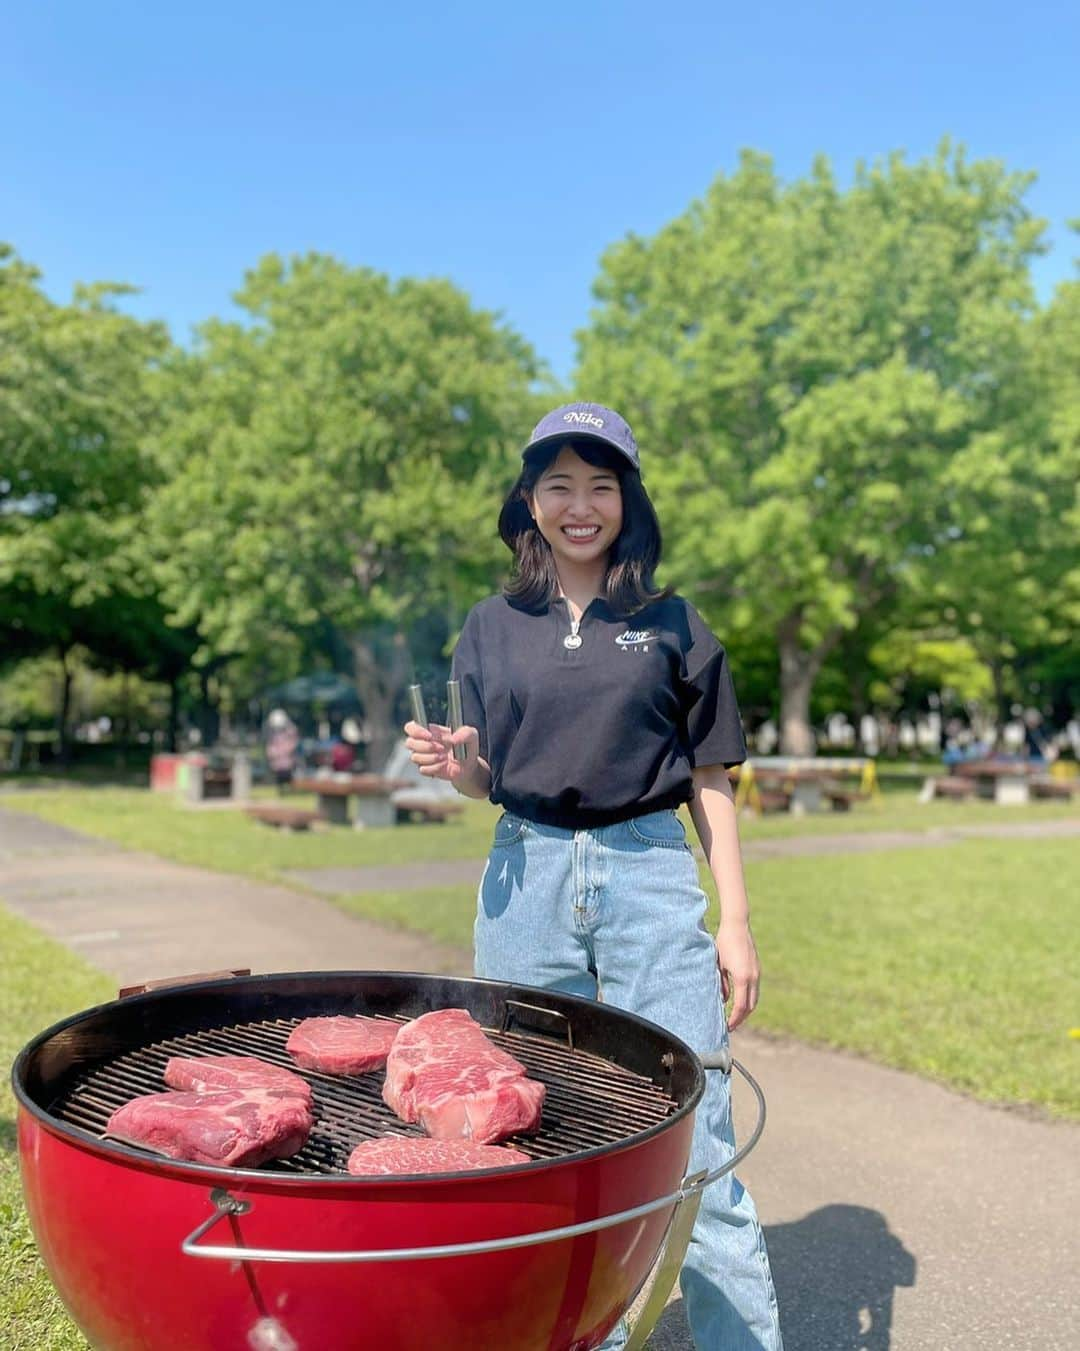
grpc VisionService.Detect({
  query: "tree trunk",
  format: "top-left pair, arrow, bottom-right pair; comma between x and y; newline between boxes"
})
990,656 -> 1009,732
778,655 -> 816,756
350,629 -> 412,772
197,668 -> 220,747
56,646 -> 73,765
847,660 -> 868,730
167,676 -> 180,753
117,672 -> 130,768
777,613 -> 843,756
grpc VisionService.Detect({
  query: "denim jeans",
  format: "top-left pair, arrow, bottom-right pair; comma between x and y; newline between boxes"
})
475,809 -> 783,1351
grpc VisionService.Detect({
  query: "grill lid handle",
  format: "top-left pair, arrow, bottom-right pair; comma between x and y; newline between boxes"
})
500,999 -> 574,1052
118,969 -> 251,999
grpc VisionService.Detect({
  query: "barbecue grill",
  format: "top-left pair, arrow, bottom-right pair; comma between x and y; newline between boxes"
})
14,970 -> 766,1351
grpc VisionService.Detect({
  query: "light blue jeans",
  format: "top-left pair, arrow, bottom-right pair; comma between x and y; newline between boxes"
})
475,808 -> 783,1351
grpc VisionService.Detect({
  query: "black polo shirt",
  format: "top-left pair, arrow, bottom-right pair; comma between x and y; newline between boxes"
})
450,593 -> 747,829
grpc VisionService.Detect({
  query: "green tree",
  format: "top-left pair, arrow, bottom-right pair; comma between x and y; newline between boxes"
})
576,144 -> 1047,752
0,246 -> 176,751
147,253 -> 545,766
1021,259 -> 1080,721
906,247 -> 1080,726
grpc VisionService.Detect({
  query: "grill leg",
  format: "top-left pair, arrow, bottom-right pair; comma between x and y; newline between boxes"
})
622,1175 -> 705,1351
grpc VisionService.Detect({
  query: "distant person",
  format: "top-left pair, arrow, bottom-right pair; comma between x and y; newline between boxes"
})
755,718 -> 779,755
265,710 -> 299,793
1022,710 -> 1049,764
329,739 -> 355,773
404,402 -> 781,1351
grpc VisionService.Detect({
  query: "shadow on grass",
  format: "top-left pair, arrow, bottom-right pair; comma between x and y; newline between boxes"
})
646,1204 -> 916,1350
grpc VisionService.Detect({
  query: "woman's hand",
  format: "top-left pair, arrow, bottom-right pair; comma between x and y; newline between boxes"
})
403,720 -> 481,787
715,919 -> 760,1032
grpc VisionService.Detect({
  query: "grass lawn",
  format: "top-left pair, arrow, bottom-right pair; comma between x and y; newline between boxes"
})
3,784 -> 1078,1119
4,780 -> 1079,873
1,909 -> 108,1350
742,837 -> 1080,1118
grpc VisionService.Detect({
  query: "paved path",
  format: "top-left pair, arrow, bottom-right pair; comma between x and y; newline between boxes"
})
0,810 -> 467,985
2,807 -> 1078,1350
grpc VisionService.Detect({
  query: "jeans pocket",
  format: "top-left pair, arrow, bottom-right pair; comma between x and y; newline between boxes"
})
491,812 -> 526,848
626,810 -> 690,850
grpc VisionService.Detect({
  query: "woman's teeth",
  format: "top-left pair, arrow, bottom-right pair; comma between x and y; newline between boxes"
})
564,526 -> 600,539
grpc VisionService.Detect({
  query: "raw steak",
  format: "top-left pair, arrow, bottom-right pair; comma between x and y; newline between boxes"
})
164,1055 -> 312,1102
383,1008 -> 545,1144
107,1087 -> 313,1168
347,1136 -> 531,1176
286,1015 -> 400,1075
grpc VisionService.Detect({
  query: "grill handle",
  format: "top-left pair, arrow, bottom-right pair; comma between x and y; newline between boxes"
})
180,1054 -> 764,1269
500,999 -> 574,1052
118,969 -> 251,999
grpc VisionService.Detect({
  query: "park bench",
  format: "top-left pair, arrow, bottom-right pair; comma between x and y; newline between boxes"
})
201,767 -> 233,798
822,783 -> 861,811
1030,777 -> 1075,801
393,796 -> 466,825
245,803 -> 321,832
919,775 -> 977,803
733,756 -> 880,816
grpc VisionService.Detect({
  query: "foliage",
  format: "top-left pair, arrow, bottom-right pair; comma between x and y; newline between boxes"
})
0,650 -> 172,733
864,631 -> 994,711
575,143 -> 1064,749
3,151 -> 1080,746
145,253 -> 547,762
0,246 -> 192,743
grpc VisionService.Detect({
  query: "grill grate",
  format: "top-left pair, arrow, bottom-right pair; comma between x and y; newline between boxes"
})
53,1014 -> 679,1173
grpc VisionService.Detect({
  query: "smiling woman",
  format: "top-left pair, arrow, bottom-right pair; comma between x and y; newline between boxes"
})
402,401 -> 784,1350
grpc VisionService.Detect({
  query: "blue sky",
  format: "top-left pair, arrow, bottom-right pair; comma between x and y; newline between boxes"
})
4,1 -> 1078,382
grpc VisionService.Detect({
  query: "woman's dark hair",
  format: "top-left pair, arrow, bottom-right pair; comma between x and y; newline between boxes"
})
498,439 -> 671,617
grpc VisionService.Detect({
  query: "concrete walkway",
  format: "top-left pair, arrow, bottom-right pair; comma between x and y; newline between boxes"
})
0,810 -> 468,985
2,807 -> 1078,1350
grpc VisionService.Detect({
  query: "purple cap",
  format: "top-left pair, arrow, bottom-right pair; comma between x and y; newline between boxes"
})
523,401 -> 640,473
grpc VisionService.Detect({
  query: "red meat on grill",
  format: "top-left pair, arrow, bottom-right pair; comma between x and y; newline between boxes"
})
286,1015 -> 400,1075
383,1008 -> 545,1144
347,1136 -> 531,1176
164,1055 -> 312,1102
107,1088 -> 313,1168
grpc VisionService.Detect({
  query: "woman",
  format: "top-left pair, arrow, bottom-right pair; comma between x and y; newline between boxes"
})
405,401 -> 782,1350
265,709 -> 299,794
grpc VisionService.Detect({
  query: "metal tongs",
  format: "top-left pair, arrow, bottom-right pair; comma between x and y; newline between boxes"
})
408,682 -> 468,763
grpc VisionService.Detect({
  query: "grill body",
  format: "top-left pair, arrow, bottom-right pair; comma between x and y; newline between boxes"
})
14,971 -> 705,1351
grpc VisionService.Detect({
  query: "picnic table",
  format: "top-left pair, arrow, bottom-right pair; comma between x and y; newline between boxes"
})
291,774 -> 412,827
734,759 -> 878,816
750,766 -> 827,814
952,760 -> 1035,806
